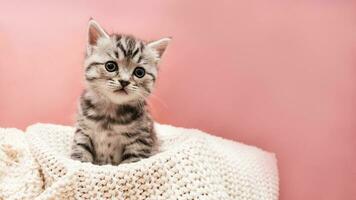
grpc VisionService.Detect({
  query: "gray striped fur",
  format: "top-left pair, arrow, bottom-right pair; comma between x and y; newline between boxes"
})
70,19 -> 170,165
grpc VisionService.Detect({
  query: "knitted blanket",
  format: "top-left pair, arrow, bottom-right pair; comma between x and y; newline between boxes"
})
1,123 -> 279,200
0,128 -> 43,199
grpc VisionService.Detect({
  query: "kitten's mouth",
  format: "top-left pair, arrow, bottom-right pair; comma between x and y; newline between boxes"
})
113,88 -> 128,95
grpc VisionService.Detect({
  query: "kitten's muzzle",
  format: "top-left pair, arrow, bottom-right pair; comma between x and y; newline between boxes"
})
114,88 -> 128,94
119,80 -> 130,88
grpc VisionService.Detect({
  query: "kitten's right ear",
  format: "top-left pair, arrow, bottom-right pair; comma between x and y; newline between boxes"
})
87,19 -> 109,46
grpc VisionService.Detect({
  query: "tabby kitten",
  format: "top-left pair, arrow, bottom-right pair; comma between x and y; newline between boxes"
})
70,19 -> 170,165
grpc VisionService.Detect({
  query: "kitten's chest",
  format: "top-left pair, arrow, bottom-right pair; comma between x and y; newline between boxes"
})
87,117 -> 140,165
91,129 -> 123,165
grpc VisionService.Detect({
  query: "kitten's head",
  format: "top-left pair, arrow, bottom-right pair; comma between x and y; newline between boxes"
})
84,19 -> 170,104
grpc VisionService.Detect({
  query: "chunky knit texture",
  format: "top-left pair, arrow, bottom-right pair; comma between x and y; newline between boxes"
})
0,128 -> 44,200
1,123 -> 278,199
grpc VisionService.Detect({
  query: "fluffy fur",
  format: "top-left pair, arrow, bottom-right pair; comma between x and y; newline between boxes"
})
70,19 -> 170,165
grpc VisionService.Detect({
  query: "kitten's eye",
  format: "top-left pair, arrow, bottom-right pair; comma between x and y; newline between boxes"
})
133,67 -> 145,78
105,61 -> 118,72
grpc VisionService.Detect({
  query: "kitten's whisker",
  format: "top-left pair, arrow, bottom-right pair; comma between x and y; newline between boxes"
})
139,90 -> 168,109
148,94 -> 169,109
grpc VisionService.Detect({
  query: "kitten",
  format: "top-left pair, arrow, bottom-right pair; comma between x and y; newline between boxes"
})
70,19 -> 170,165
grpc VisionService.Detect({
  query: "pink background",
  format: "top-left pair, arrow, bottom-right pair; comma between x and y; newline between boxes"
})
0,0 -> 355,199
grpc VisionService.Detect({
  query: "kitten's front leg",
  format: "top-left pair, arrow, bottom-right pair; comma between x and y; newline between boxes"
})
70,129 -> 95,163
120,136 -> 155,164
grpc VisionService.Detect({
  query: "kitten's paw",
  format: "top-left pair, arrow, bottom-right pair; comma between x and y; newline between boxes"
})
120,157 -> 141,164
70,152 -> 94,163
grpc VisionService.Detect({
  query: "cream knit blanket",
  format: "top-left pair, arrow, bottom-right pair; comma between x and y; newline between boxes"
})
0,128 -> 44,199
0,123 -> 278,199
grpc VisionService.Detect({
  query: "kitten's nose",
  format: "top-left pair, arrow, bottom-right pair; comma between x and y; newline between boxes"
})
119,80 -> 130,88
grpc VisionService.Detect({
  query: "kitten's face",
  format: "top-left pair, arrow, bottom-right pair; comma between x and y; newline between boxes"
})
84,20 -> 170,104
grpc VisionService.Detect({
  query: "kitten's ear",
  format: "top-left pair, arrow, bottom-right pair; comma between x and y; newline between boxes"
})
147,37 -> 171,58
87,19 -> 109,46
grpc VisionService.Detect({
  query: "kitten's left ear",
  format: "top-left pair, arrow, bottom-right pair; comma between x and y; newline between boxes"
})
88,19 -> 110,46
147,37 -> 171,58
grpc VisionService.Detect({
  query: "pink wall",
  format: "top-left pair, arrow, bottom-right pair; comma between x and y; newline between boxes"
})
0,0 -> 355,199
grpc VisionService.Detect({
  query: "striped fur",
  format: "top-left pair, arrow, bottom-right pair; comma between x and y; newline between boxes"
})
71,19 -> 170,165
